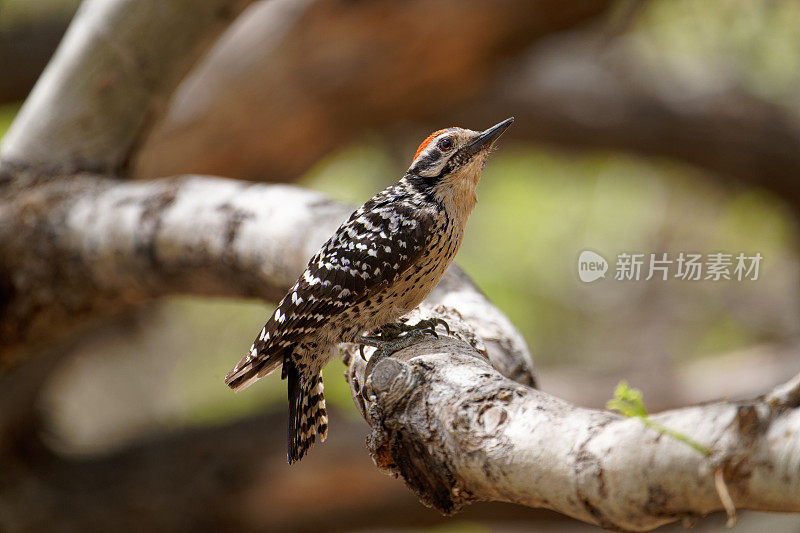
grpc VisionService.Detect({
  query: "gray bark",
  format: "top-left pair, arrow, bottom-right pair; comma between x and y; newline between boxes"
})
347,317 -> 800,530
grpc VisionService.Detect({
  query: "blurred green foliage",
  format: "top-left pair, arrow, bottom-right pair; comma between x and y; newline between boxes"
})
0,0 -> 80,30
0,102 -> 19,137
633,0 -> 800,103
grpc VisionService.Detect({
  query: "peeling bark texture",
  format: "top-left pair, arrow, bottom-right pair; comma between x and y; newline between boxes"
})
347,329 -> 800,530
0,0 -> 254,174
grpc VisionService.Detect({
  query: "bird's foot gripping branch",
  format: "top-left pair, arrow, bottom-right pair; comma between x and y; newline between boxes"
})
345,305 -> 505,513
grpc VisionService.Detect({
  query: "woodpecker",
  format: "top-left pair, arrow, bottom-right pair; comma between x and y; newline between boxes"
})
225,117 -> 514,463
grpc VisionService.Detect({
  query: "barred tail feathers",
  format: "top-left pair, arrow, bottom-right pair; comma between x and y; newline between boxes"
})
286,361 -> 328,464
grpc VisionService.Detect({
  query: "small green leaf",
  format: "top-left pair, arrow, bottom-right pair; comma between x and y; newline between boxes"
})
607,380 -> 713,457
606,380 -> 649,418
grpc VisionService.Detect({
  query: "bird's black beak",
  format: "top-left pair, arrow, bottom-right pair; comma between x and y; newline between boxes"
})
463,117 -> 514,158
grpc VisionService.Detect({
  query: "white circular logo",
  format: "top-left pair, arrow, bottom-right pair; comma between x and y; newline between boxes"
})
578,250 -> 608,283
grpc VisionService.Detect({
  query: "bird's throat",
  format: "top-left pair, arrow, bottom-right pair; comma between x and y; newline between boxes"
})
432,163 -> 483,227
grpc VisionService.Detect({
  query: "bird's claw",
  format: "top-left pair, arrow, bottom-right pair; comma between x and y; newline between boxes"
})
360,330 -> 428,376
375,317 -> 451,340
355,317 -> 453,374
358,334 -> 382,361
412,317 -> 451,337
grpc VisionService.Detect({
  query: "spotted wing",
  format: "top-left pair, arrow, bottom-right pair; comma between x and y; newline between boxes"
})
225,190 -> 434,390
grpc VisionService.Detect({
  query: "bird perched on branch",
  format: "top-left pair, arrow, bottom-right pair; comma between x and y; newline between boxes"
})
225,117 -> 514,463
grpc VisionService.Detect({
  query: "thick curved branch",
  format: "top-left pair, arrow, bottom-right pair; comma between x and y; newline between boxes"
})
347,321 -> 800,531
0,171 -> 534,385
0,0 -> 254,174
0,173 -> 336,361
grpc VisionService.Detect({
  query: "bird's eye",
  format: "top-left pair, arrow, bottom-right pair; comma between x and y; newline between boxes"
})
437,138 -> 453,151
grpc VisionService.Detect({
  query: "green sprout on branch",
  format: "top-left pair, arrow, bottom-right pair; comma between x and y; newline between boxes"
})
607,381 -> 713,457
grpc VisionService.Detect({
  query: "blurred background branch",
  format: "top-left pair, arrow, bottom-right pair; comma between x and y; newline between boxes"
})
478,28 -> 800,212
132,0 -> 612,182
0,0 -> 255,173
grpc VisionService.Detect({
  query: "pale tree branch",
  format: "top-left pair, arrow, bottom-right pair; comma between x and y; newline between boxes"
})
346,311 -> 800,531
0,0 -> 254,174
2,166 -> 798,530
0,172 -> 533,372
0,173 -> 341,361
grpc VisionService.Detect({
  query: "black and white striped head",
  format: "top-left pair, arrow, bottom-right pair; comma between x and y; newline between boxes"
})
407,117 -> 514,180
406,118 -> 513,221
